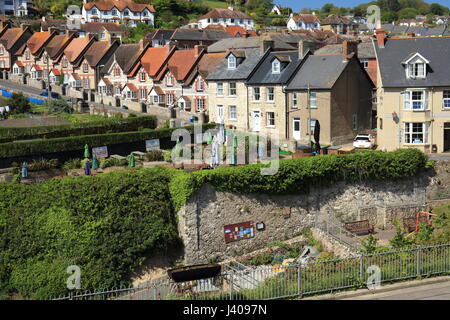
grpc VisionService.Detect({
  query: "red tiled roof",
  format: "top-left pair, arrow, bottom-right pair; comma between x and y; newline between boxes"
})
100,77 -> 112,86
50,68 -> 61,75
166,48 -> 204,81
45,34 -> 74,59
292,14 -> 320,24
26,31 -> 52,55
84,41 -> 115,66
32,65 -> 43,71
14,61 -> 24,67
64,37 -> 93,63
140,46 -> 173,77
199,8 -> 252,20
225,26 -> 257,37
151,86 -> 164,95
84,0 -> 156,13
0,27 -> 29,50
124,83 -> 137,91
70,73 -> 81,80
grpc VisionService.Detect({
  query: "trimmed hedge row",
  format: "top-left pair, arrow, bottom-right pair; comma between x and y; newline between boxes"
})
168,149 -> 429,211
0,168 -> 180,300
0,116 -> 158,143
0,123 -> 216,158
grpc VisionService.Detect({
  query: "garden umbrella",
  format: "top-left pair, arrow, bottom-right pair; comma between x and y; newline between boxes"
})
92,155 -> 99,170
129,152 -> 135,168
84,144 -> 90,159
313,120 -> 321,154
84,160 -> 91,176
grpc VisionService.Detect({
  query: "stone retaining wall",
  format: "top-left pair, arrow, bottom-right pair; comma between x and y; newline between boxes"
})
310,227 -> 359,258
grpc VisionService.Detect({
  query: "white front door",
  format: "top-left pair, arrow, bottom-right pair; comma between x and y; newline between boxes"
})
253,111 -> 261,132
293,117 -> 301,140
216,105 -> 224,123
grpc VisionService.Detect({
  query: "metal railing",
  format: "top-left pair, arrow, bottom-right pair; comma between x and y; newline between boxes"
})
316,218 -> 363,251
53,243 -> 450,300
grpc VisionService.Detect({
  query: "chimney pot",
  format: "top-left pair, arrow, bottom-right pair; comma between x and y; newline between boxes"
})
298,40 -> 316,58
260,39 -> 275,53
342,40 -> 358,59
194,44 -> 205,57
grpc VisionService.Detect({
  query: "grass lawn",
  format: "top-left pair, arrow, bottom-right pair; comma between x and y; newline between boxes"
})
202,0 -> 229,9
434,203 -> 450,216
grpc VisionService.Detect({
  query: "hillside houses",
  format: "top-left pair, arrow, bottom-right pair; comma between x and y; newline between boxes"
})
198,7 -> 255,31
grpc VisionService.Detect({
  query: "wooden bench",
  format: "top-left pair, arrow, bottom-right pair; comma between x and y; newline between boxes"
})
344,220 -> 374,235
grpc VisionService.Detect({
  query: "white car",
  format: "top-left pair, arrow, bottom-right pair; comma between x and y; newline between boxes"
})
353,134 -> 374,149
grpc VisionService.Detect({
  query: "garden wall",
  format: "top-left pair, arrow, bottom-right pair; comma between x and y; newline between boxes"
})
177,161 -> 450,264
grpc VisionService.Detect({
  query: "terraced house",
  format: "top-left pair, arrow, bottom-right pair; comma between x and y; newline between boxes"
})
374,31 -> 450,153
0,24 -> 32,72
80,0 -> 155,26
198,7 -> 255,31
13,29 -> 57,79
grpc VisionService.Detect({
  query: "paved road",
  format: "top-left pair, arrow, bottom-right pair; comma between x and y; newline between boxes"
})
343,280 -> 450,300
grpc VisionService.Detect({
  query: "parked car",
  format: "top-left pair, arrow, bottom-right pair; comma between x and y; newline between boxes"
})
39,90 -> 61,99
353,134 -> 374,149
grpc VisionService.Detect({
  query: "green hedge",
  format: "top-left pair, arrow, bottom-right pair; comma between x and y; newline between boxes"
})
0,168 -> 180,300
168,149 -> 428,211
0,123 -> 216,158
0,116 -> 158,143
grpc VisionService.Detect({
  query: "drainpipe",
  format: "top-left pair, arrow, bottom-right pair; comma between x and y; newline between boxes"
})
246,83 -> 249,131
282,85 -> 288,142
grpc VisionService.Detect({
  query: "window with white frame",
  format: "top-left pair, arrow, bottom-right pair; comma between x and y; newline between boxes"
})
217,82 -> 224,96
360,58 -> 368,68
229,105 -> 237,120
197,79 -> 204,91
309,118 -> 316,135
140,88 -> 146,100
292,92 -> 298,108
167,74 -> 173,86
443,90 -> 450,109
404,90 -> 427,110
112,9 -> 117,15
404,122 -> 428,144
114,67 -> 120,77
84,78 -> 89,89
309,91 -> 317,108
272,59 -> 281,73
267,87 -> 275,102
167,93 -> 174,105
352,114 -> 357,130
83,63 -> 89,73
253,87 -> 260,101
0,47 -> 4,56
196,99 -> 205,112
228,54 -> 236,69
229,82 -> 236,96
140,72 -> 145,82
62,58 -> 68,68
115,86 -> 121,95
407,62 -> 426,78
267,112 -> 275,126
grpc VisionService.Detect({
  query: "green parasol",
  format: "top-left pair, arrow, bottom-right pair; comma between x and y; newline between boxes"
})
92,155 -> 99,170
129,152 -> 135,168
84,144 -> 90,158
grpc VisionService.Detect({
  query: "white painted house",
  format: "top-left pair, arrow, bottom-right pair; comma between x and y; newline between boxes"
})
287,13 -> 320,31
198,7 -> 255,31
2,0 -> 32,16
76,0 -> 155,27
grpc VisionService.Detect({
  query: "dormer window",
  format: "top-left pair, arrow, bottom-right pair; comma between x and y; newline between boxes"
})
272,59 -> 281,74
167,74 -> 173,86
83,63 -> 89,73
228,54 -> 236,69
403,53 -> 429,79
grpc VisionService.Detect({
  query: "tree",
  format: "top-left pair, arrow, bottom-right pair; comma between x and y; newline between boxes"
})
382,11 -> 398,23
390,220 -> 414,248
398,7 -> 419,19
430,3 -> 445,15
7,93 -> 31,115
48,99 -> 72,114
361,234 -> 379,253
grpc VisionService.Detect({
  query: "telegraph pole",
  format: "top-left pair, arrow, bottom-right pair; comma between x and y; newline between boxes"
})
46,53 -> 51,103
307,83 -> 312,149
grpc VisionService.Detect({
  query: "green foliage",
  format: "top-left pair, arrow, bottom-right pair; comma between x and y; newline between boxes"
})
0,168 -> 179,299
48,99 -> 73,115
123,23 -> 155,43
163,150 -> 172,163
361,234 -> 379,253
144,150 -> 164,162
28,158 -> 59,172
390,219 -> 414,248
63,158 -> 82,170
0,124 -> 215,158
6,93 -> 31,115
99,157 -> 128,169
0,116 -> 157,143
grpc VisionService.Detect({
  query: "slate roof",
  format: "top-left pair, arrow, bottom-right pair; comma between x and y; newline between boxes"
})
207,37 -> 295,53
146,29 -> 175,41
321,15 -> 353,25
374,36 -> 450,88
206,48 -> 264,81
247,51 -> 303,85
101,43 -> 142,74
426,26 -> 446,36
45,33 -> 74,59
286,54 -> 350,90
84,40 -> 116,67
171,29 -> 231,42
80,22 -> 126,34
314,41 -> 375,59
199,8 -> 252,20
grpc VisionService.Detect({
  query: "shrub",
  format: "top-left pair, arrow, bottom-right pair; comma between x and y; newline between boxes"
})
0,116 -> 158,143
28,158 -> 59,172
6,92 -> 31,115
63,159 -> 82,170
144,150 -> 163,162
163,150 -> 172,163
48,99 -> 72,114
0,123 -> 216,158
100,157 -> 128,169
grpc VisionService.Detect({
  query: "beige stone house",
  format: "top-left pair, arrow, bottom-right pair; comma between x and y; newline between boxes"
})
374,30 -> 450,153
285,41 -> 374,148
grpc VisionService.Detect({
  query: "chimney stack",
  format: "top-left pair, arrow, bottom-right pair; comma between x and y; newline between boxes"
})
260,39 -> 274,53
165,41 -> 176,53
20,23 -> 29,31
194,44 -> 205,58
48,27 -> 58,35
342,40 -> 358,59
375,28 -> 386,48
298,40 -> 316,58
